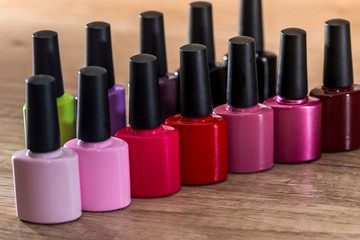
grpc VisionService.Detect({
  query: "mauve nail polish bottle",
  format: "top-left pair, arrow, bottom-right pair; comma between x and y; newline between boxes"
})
310,19 -> 360,152
139,11 -> 180,123
224,0 -> 277,103
263,28 -> 322,163
85,21 -> 126,135
116,54 -> 180,197
175,2 -> 227,108
214,36 -> 274,173
166,44 -> 228,185
65,66 -> 130,211
13,75 -> 81,224
24,31 -> 76,146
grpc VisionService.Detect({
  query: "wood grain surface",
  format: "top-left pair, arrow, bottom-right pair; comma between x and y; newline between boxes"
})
1,0 -> 360,239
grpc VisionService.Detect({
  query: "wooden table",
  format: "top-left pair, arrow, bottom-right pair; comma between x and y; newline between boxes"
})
1,0 -> 360,239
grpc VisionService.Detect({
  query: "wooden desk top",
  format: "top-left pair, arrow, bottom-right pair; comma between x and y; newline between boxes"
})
1,0 -> 360,239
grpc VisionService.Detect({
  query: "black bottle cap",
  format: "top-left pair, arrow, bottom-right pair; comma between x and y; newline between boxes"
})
26,75 -> 60,153
85,21 -> 115,89
188,1 -> 215,65
129,54 -> 161,129
140,11 -> 168,77
227,36 -> 258,108
32,30 -> 64,98
277,28 -> 308,99
77,66 -> 111,142
239,0 -> 264,52
180,43 -> 212,117
323,19 -> 353,88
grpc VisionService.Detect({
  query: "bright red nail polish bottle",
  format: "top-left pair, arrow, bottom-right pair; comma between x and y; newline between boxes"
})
310,19 -> 360,152
166,44 -> 228,185
116,54 -> 181,198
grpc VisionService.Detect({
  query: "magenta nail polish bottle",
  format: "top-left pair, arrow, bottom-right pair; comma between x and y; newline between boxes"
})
64,66 -> 130,211
85,22 -> 126,135
263,28 -> 322,163
140,11 -> 180,123
214,36 -> 274,173
13,75 -> 81,224
116,54 -> 180,198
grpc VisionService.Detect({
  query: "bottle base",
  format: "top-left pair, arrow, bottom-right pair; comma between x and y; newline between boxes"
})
19,215 -> 81,225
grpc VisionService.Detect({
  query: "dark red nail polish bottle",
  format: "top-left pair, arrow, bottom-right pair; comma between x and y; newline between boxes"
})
310,19 -> 360,152
166,44 -> 228,185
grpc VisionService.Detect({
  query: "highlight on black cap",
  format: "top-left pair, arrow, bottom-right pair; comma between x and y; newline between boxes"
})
188,1 -> 215,65
129,54 -> 161,129
77,66 -> 111,142
140,11 -> 168,76
26,75 -> 60,153
85,21 -> 115,89
277,28 -> 308,99
323,19 -> 353,88
239,0 -> 264,52
32,30 -> 64,98
227,36 -> 258,108
180,43 -> 212,117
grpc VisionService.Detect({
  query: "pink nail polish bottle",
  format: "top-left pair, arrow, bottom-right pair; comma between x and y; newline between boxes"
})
263,28 -> 322,163
115,54 -> 180,198
213,36 -> 274,173
64,66 -> 130,211
12,75 -> 81,224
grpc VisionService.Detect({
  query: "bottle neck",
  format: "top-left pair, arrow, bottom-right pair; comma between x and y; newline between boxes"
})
27,148 -> 62,159
128,125 -> 164,136
322,85 -> 353,93
276,95 -> 308,105
179,114 -> 213,123
78,137 -> 113,149
227,104 -> 260,113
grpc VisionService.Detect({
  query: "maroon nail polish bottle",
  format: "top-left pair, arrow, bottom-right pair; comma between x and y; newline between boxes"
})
310,19 -> 360,152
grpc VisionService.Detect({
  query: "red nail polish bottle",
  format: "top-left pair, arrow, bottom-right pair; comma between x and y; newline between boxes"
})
166,44 -> 228,185
310,19 -> 360,152
116,54 -> 181,197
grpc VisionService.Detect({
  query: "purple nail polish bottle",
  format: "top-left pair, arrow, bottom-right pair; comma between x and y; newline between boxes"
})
139,11 -> 180,123
85,21 -> 126,135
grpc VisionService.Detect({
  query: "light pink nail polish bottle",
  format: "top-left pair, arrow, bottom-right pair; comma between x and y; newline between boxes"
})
64,66 -> 131,212
214,36 -> 274,173
12,75 -> 82,224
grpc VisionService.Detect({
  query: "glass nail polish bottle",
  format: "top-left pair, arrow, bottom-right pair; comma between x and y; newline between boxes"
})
85,21 -> 126,135
24,30 -> 76,146
64,66 -> 130,211
140,11 -> 180,123
310,19 -> 360,152
175,1 -> 227,108
116,54 -> 180,198
263,28 -> 322,163
166,44 -> 228,185
13,75 -> 81,224
214,36 -> 274,173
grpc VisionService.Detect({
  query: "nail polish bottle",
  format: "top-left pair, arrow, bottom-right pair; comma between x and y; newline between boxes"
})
166,44 -> 228,185
214,36 -> 274,173
24,30 -> 76,146
310,19 -> 360,152
13,75 -> 81,224
115,54 -> 180,197
140,11 -> 180,123
85,21 -> 126,135
175,1 -> 227,108
263,28 -> 322,163
64,66 -> 130,211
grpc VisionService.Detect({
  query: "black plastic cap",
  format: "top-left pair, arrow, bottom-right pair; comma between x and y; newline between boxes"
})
227,36 -> 258,108
188,1 -> 215,65
140,11 -> 168,76
129,54 -> 161,129
26,75 -> 60,153
180,44 -> 212,117
77,66 -> 111,142
323,19 -> 353,88
277,28 -> 308,99
32,30 -> 64,98
85,21 -> 115,89
239,0 -> 264,52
